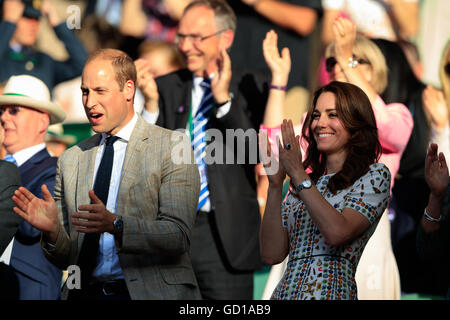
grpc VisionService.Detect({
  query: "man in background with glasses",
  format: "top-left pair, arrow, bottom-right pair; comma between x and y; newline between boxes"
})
0,74 -> 66,299
140,0 -> 269,299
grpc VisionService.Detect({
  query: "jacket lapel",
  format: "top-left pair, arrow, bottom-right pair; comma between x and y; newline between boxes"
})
174,72 -> 193,130
75,134 -> 101,247
117,116 -> 150,216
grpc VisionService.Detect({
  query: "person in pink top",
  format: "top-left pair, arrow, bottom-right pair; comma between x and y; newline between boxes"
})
259,17 -> 413,300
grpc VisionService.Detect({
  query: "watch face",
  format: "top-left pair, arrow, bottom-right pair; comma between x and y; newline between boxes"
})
114,216 -> 123,233
303,180 -> 312,188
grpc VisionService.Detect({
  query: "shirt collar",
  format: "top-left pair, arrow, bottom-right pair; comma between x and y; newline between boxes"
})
10,143 -> 46,166
193,73 -> 214,87
99,113 -> 138,145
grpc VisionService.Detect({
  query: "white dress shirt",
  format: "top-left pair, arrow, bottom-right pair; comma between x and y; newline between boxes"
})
141,74 -> 231,212
9,143 -> 47,166
91,113 -> 138,281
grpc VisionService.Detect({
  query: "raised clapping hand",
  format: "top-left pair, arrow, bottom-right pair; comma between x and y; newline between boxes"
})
211,48 -> 232,104
425,143 -> 449,200
259,130 -> 286,187
134,58 -> 159,113
332,17 -> 357,65
41,0 -> 62,27
13,185 -> 60,241
422,86 -> 449,131
279,119 -> 306,184
262,30 -> 291,87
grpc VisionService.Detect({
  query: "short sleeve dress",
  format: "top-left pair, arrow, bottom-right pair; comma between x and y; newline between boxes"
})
271,163 -> 391,300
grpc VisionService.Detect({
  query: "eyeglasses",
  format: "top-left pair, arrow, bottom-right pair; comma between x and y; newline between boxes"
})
0,105 -> 22,116
325,56 -> 371,73
175,30 -> 226,46
445,62 -> 450,76
0,105 -> 42,117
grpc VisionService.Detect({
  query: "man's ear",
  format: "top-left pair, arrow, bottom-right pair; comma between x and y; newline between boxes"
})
220,29 -> 234,51
124,80 -> 136,101
39,113 -> 50,135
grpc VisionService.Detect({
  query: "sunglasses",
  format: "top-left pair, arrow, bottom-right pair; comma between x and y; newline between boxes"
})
0,105 -> 42,117
445,62 -> 450,76
325,56 -> 370,72
0,105 -> 22,116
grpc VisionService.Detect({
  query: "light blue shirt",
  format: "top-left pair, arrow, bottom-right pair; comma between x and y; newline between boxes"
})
91,113 -> 138,281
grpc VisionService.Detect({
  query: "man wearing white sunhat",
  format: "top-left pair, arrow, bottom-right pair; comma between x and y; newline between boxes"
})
0,74 -> 66,299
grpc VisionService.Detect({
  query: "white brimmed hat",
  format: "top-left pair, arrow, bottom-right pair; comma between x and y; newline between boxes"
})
45,123 -> 77,146
0,75 -> 66,124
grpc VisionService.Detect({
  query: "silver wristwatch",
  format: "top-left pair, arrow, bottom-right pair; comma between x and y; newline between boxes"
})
113,215 -> 124,235
292,179 -> 313,195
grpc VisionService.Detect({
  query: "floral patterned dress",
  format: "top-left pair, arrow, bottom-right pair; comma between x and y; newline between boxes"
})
271,163 -> 391,300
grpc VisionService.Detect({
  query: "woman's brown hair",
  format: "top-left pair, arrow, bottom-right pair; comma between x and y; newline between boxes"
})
302,81 -> 382,194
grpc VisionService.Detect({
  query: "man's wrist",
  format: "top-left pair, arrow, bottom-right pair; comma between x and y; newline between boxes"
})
45,224 -> 61,245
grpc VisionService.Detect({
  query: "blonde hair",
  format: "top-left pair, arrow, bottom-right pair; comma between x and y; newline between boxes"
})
439,39 -> 450,110
325,34 -> 388,94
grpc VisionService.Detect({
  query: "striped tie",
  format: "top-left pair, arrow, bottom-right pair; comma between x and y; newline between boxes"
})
192,79 -> 214,211
4,155 -> 18,166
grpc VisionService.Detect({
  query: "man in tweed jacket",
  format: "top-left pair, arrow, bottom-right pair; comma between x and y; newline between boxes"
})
12,49 -> 201,300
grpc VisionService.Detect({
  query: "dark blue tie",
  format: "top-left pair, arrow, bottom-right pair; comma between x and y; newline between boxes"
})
77,135 -> 119,286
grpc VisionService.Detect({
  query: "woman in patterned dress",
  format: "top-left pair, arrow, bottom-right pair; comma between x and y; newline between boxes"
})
259,36 -> 391,298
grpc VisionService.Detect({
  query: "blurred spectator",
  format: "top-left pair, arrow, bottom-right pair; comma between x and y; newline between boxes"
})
120,0 -> 192,42
399,40 -> 424,81
321,0 -> 419,45
416,143 -> 450,300
318,0 -> 419,87
375,38 -> 449,297
230,0 -> 321,125
134,40 -> 186,116
0,0 -> 87,92
417,0 -> 450,87
45,123 -> 76,157
0,74 -> 66,299
138,40 -> 186,77
424,39 -> 450,167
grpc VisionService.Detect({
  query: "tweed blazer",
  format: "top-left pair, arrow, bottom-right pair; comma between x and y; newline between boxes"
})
42,116 -> 201,299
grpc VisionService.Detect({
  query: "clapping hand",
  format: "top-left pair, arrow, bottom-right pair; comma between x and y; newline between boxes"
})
71,190 -> 115,234
12,184 -> 60,242
135,58 -> 159,113
332,17 -> 357,65
263,30 -> 291,87
211,48 -> 232,104
279,119 -> 306,185
425,143 -> 449,200
423,86 -> 449,131
259,130 -> 286,187
41,0 -> 62,27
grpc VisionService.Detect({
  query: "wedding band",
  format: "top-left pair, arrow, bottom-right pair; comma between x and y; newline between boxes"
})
285,143 -> 291,150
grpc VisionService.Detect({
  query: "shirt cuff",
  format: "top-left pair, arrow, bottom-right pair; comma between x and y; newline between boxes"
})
215,101 -> 231,119
141,108 -> 159,124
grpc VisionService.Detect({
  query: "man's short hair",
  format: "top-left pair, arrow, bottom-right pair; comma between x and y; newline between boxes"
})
86,48 -> 137,91
183,0 -> 237,32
